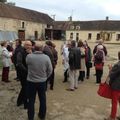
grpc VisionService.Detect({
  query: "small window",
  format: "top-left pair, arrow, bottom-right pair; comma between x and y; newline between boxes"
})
96,33 -> 100,40
70,25 -> 74,30
88,33 -> 92,40
76,26 -> 80,30
76,33 -> 79,41
34,31 -> 38,40
50,25 -> 53,29
76,33 -> 79,36
116,34 -> 120,41
70,32 -> 73,39
21,22 -> 25,28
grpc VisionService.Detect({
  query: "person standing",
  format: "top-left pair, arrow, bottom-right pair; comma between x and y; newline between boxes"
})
78,40 -> 86,82
93,39 -> 107,56
105,51 -> 120,120
26,44 -> 52,120
94,45 -> 105,84
43,41 -> 55,90
84,41 -> 92,79
62,41 -> 70,83
13,39 -> 23,81
67,40 -> 81,91
1,41 -> 12,82
16,40 -> 32,109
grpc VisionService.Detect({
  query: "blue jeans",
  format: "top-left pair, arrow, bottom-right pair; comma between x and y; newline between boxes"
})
27,81 -> 46,120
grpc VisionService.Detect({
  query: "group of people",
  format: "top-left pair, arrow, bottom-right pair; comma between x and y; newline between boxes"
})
61,39 -> 108,91
0,39 -> 58,120
61,40 -> 92,91
1,39 -> 120,120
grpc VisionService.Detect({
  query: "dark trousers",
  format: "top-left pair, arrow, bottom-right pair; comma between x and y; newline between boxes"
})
15,65 -> 20,79
64,69 -> 68,82
27,81 -> 46,120
78,71 -> 85,81
49,69 -> 55,89
86,67 -> 90,78
2,67 -> 9,82
96,69 -> 103,83
17,71 -> 28,108
47,69 -> 54,90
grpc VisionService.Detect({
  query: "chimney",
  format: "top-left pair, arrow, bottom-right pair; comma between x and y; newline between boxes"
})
68,16 -> 72,21
106,16 -> 109,21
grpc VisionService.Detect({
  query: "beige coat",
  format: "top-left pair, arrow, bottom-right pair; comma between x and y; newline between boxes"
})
79,47 -> 85,71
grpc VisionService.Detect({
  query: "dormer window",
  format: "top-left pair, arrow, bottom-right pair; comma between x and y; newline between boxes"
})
70,25 -> 74,30
76,25 -> 80,30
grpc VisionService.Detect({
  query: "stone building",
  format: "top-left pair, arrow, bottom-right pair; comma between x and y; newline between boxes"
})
54,17 -> 120,42
0,3 -> 53,41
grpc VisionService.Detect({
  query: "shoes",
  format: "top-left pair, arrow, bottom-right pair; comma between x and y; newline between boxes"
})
63,80 -> 67,83
74,87 -> 78,89
117,116 -> 120,120
66,88 -> 74,91
38,113 -> 45,120
50,87 -> 53,90
14,77 -> 19,81
86,76 -> 89,79
4,80 -> 11,83
17,102 -> 23,107
24,104 -> 28,109
95,83 -> 100,85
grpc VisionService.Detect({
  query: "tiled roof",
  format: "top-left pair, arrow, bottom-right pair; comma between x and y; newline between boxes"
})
54,20 -> 120,31
53,21 -> 72,30
0,3 -> 53,24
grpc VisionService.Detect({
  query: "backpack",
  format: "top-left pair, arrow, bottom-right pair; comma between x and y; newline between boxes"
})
95,50 -> 104,62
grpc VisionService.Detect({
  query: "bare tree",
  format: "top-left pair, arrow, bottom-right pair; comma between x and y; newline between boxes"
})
0,0 -> 7,3
0,0 -> 15,6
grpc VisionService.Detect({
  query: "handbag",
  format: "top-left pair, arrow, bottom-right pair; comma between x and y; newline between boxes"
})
88,62 -> 92,68
95,63 -> 103,70
97,82 -> 112,99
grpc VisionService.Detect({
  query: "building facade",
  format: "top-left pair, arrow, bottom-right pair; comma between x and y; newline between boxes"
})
54,19 -> 120,42
0,3 -> 53,41
65,20 -> 120,42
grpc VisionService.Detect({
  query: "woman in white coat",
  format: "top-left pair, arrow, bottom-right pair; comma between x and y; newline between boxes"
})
1,41 -> 12,82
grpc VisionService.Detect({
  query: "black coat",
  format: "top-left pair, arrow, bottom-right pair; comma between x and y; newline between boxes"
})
109,61 -> 120,90
69,47 -> 81,70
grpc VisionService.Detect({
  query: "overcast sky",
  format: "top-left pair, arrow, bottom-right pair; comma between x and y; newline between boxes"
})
8,0 -> 120,21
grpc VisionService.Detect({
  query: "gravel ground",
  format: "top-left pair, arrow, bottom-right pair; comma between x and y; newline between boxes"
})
0,41 -> 119,120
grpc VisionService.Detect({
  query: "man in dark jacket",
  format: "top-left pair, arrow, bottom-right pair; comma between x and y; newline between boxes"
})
13,39 -> 23,80
67,40 -> 81,91
16,40 -> 32,109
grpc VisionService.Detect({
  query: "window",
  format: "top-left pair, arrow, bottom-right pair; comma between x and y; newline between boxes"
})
70,32 -> 73,39
88,33 -> 92,40
70,25 -> 74,30
116,34 -> 120,41
96,33 -> 100,40
34,31 -> 38,40
21,22 -> 25,28
76,33 -> 79,41
76,26 -> 80,30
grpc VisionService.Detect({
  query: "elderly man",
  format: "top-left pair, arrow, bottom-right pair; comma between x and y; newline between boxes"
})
16,40 -> 32,109
26,44 -> 52,120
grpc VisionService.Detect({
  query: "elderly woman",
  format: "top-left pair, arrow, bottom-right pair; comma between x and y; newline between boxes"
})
1,41 -> 12,82
94,45 -> 105,84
